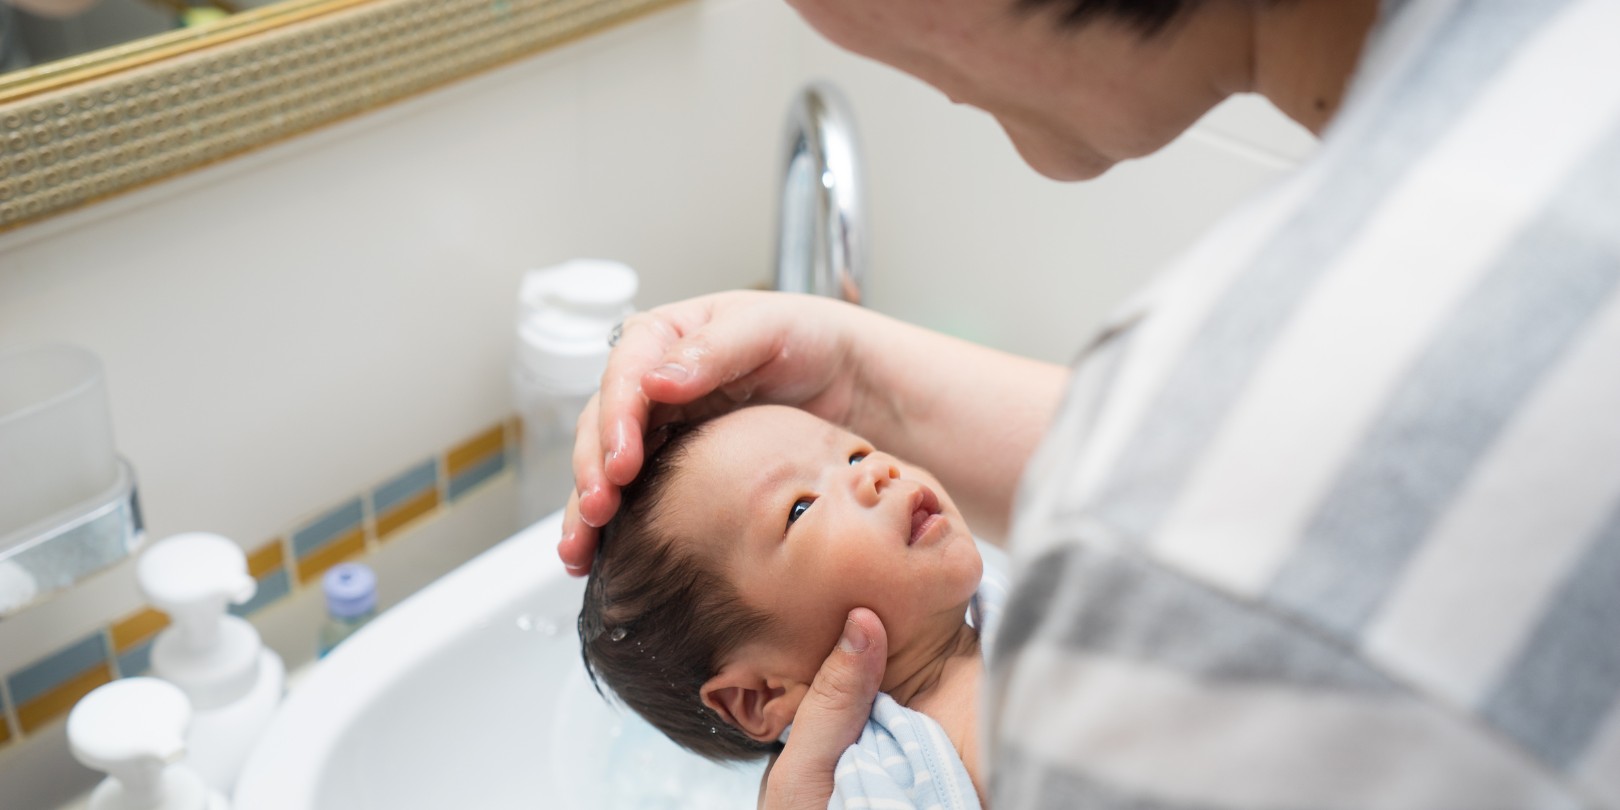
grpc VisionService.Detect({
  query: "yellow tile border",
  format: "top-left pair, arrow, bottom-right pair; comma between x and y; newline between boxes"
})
17,663 -> 112,734
376,488 -> 440,540
0,713 -> 11,746
447,423 -> 506,477
246,538 -> 287,579
108,607 -> 170,654
0,0 -> 687,233
294,528 -> 366,584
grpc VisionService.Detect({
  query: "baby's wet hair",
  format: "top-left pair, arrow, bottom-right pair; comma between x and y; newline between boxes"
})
577,419 -> 779,762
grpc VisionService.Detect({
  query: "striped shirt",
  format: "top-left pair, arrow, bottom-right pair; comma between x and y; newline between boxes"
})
989,0 -> 1620,807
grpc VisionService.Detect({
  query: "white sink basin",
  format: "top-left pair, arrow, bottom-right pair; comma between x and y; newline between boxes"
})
235,511 -> 765,809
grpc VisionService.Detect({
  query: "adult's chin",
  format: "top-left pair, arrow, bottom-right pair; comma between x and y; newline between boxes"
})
1001,124 -> 1120,182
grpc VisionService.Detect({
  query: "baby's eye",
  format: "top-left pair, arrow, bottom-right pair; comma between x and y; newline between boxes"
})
848,452 -> 867,465
787,498 -> 814,528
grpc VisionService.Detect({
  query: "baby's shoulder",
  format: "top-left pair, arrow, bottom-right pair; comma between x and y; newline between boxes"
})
833,695 -> 980,810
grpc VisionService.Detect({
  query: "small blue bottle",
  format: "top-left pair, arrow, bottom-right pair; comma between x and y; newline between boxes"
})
318,562 -> 377,658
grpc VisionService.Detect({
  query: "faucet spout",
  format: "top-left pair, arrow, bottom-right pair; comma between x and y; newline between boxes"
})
775,82 -> 866,304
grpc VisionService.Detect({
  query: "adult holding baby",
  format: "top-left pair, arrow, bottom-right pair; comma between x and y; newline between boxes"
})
565,0 -> 1620,807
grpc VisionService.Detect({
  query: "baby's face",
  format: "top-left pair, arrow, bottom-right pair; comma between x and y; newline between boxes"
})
662,405 -> 983,684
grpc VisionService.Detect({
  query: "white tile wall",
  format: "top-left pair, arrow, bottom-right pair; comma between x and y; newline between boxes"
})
0,0 -> 1312,805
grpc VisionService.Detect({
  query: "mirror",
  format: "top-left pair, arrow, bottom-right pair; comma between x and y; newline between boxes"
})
0,0 -> 680,233
1,0 -> 277,76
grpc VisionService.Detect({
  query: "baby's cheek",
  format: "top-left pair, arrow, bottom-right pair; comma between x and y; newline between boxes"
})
781,603 -> 853,679
825,554 -> 887,600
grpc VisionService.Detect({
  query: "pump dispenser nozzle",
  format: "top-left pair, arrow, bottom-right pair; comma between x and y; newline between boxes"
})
137,533 -> 260,710
68,678 -> 224,810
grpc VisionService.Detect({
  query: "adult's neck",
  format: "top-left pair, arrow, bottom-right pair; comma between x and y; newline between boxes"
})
1249,0 -> 1381,135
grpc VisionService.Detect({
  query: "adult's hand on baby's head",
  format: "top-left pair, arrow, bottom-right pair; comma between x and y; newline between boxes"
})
760,608 -> 887,810
560,290 -> 866,576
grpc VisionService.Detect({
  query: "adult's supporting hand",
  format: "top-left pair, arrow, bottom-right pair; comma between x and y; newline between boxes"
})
760,608 -> 887,810
558,289 -> 1069,575
560,290 -> 868,574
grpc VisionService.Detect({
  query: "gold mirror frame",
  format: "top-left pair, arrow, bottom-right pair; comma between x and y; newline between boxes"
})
0,0 -> 679,234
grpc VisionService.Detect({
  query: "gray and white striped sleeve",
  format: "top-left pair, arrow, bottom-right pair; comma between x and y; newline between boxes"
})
991,0 -> 1620,806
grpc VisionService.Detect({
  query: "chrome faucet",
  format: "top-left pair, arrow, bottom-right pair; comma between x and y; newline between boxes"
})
774,82 -> 867,304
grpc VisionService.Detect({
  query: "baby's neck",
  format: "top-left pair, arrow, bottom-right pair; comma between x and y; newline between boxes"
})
882,620 -> 981,707
882,618 -> 987,807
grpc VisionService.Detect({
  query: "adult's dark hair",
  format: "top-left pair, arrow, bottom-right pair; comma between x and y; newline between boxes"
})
577,419 -> 778,762
1016,0 -> 1206,34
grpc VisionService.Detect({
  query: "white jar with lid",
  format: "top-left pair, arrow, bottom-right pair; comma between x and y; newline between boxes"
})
512,259 -> 639,527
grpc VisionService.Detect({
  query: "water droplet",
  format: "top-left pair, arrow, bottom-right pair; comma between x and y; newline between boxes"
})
609,626 -> 627,642
709,726 -> 717,734
535,618 -> 558,636
515,614 -> 533,631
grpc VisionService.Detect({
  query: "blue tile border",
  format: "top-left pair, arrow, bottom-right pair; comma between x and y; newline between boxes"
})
447,450 -> 506,501
291,498 -> 365,558
373,458 -> 439,514
230,569 -> 292,618
8,632 -> 108,707
115,639 -> 155,679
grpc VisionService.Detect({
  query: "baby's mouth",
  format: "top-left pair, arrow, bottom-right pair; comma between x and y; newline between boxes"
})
908,486 -> 944,546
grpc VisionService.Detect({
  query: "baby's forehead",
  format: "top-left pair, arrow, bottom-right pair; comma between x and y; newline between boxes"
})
701,405 -> 856,446
666,408 -> 851,507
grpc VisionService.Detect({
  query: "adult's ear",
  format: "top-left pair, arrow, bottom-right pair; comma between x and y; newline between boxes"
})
702,666 -> 805,742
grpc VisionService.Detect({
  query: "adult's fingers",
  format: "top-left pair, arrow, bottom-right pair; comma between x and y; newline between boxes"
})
571,392 -> 620,530
641,294 -> 826,408
596,311 -> 685,488
561,393 -> 613,575
558,486 -> 593,577
564,291 -> 857,578
761,608 -> 887,810
564,301 -> 719,575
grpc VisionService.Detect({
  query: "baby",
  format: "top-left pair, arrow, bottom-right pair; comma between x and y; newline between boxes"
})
577,404 -> 999,809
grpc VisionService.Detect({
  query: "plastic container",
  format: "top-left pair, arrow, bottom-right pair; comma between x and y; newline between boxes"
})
68,678 -> 230,810
137,533 -> 285,795
512,259 -> 638,526
0,344 -> 119,548
318,562 -> 377,658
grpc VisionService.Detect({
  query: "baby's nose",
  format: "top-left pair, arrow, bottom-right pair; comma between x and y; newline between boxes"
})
854,456 -> 901,503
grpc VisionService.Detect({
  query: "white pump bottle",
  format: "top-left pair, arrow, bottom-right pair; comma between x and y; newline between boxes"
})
137,533 -> 285,795
68,678 -> 230,810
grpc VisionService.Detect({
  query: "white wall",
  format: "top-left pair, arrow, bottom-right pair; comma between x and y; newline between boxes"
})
0,0 -> 1311,804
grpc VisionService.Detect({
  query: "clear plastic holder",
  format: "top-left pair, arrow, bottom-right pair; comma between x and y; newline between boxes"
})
0,344 -> 120,538
0,458 -> 144,617
0,344 -> 142,618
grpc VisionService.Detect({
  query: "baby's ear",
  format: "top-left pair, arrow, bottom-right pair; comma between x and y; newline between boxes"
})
701,665 -> 802,742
